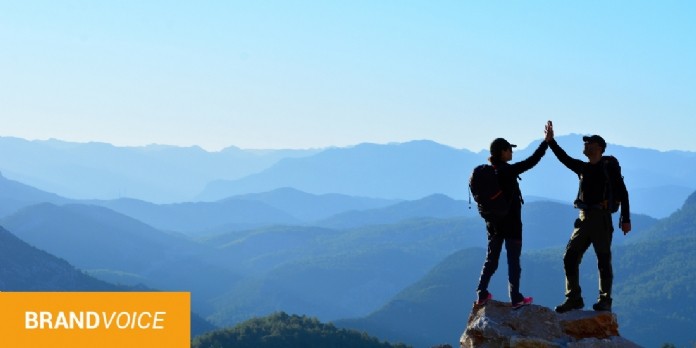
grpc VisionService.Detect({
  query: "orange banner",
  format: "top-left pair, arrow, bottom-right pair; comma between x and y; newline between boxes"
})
0,292 -> 190,348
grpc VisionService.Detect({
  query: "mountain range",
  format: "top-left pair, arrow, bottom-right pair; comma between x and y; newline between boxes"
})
0,136 -> 318,203
0,170 -> 661,321
2,135 -> 695,218
0,224 -> 118,291
0,225 -> 216,337
1,136 -> 694,347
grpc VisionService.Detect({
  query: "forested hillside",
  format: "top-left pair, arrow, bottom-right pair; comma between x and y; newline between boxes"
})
192,312 -> 410,348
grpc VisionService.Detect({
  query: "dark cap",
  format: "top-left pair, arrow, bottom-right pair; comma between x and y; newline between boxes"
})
582,135 -> 607,149
490,138 -> 517,155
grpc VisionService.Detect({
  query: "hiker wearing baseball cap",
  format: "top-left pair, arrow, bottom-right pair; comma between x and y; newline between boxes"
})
473,128 -> 552,309
545,121 -> 631,313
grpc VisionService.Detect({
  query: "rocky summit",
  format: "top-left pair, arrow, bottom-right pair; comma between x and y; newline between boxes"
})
461,300 -> 641,347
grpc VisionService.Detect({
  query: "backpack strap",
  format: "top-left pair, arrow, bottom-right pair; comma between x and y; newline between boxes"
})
601,158 -> 613,210
573,172 -> 584,208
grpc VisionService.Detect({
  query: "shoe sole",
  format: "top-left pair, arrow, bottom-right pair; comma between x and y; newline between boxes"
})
555,305 -> 583,313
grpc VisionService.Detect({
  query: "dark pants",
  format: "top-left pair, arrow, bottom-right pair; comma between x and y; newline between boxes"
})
563,209 -> 614,301
476,211 -> 524,303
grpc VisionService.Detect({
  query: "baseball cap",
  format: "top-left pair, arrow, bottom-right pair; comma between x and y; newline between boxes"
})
490,138 -> 517,155
582,135 -> 607,149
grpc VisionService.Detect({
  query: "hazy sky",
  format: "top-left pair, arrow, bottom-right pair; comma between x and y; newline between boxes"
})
1,1 -> 694,152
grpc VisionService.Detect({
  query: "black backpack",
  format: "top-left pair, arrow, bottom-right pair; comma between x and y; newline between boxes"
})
469,164 -> 510,220
574,156 -> 624,213
601,156 -> 624,213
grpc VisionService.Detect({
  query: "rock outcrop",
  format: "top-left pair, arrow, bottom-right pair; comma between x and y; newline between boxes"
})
461,300 -> 641,347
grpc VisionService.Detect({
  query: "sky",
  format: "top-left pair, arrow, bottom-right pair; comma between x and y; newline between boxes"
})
1,1 -> 695,152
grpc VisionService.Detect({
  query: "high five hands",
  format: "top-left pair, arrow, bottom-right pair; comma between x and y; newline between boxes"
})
544,120 -> 554,142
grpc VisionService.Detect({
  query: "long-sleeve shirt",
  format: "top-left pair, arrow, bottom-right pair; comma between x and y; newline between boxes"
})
548,139 -> 631,223
488,141 -> 548,240
491,141 -> 549,208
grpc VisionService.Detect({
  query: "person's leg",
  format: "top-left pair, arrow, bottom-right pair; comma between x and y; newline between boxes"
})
591,211 -> 614,310
556,211 -> 593,313
563,212 -> 593,300
505,237 -> 523,303
476,224 -> 505,301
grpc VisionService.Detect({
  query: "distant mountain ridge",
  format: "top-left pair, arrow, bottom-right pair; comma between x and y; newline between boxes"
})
0,171 -> 68,217
1,135 -> 694,218
197,135 -> 695,219
0,202 -> 243,314
87,197 -> 300,236
316,194 -> 475,229
0,159 -> 689,347
197,140 -> 478,201
0,136 -> 318,203
1,134 -> 694,347
0,225 -> 217,337
0,174 -> 398,236
234,187 -> 400,222
0,225 -> 118,291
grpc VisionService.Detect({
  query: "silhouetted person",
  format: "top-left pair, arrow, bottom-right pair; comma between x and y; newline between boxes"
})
545,121 -> 631,313
474,125 -> 551,308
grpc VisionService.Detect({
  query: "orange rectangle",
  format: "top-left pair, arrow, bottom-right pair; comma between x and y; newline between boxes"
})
0,292 -> 190,348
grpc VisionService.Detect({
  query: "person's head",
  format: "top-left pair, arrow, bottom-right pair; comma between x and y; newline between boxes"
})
582,135 -> 606,159
489,138 -> 516,163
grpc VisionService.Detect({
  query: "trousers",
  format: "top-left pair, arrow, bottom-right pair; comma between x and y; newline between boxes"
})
476,211 -> 524,303
563,209 -> 614,301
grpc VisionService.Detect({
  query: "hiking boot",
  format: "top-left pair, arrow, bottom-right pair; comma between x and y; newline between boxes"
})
554,298 -> 584,313
475,293 -> 492,306
512,296 -> 533,309
592,298 -> 612,312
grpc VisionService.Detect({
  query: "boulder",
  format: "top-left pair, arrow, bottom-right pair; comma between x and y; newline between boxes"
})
460,300 -> 641,347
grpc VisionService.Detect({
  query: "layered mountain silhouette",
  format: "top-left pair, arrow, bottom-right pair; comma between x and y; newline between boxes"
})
194,136 -> 696,219
198,140 -> 479,202
0,171 -> 69,217
0,225 -> 118,291
0,203 -> 242,314
88,187 -> 398,235
1,136 -> 695,347
2,135 -> 694,218
0,136 -> 318,202
0,168 -> 661,331
88,197 -> 300,235
0,225 -> 217,337
316,193 -> 474,229
234,187 -> 400,222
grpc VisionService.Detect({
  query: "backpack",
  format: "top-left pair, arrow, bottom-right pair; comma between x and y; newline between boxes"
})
575,156 -> 624,213
469,164 -> 510,220
601,156 -> 624,213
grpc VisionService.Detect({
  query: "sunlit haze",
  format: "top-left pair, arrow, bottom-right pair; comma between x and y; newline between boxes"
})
1,1 -> 694,152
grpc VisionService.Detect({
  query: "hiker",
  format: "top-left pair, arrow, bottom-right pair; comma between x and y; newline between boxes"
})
545,121 -> 631,313
474,125 -> 552,309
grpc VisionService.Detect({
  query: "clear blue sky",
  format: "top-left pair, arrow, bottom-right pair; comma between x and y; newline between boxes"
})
1,1 -> 694,152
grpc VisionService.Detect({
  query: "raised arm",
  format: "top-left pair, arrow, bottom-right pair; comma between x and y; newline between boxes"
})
508,121 -> 561,175
545,121 -> 584,175
509,140 -> 548,175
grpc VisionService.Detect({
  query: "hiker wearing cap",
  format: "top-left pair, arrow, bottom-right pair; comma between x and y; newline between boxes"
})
545,121 -> 631,313
474,125 -> 552,309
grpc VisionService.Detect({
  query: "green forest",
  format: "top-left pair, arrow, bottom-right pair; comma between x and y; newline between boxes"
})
191,312 -> 411,348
